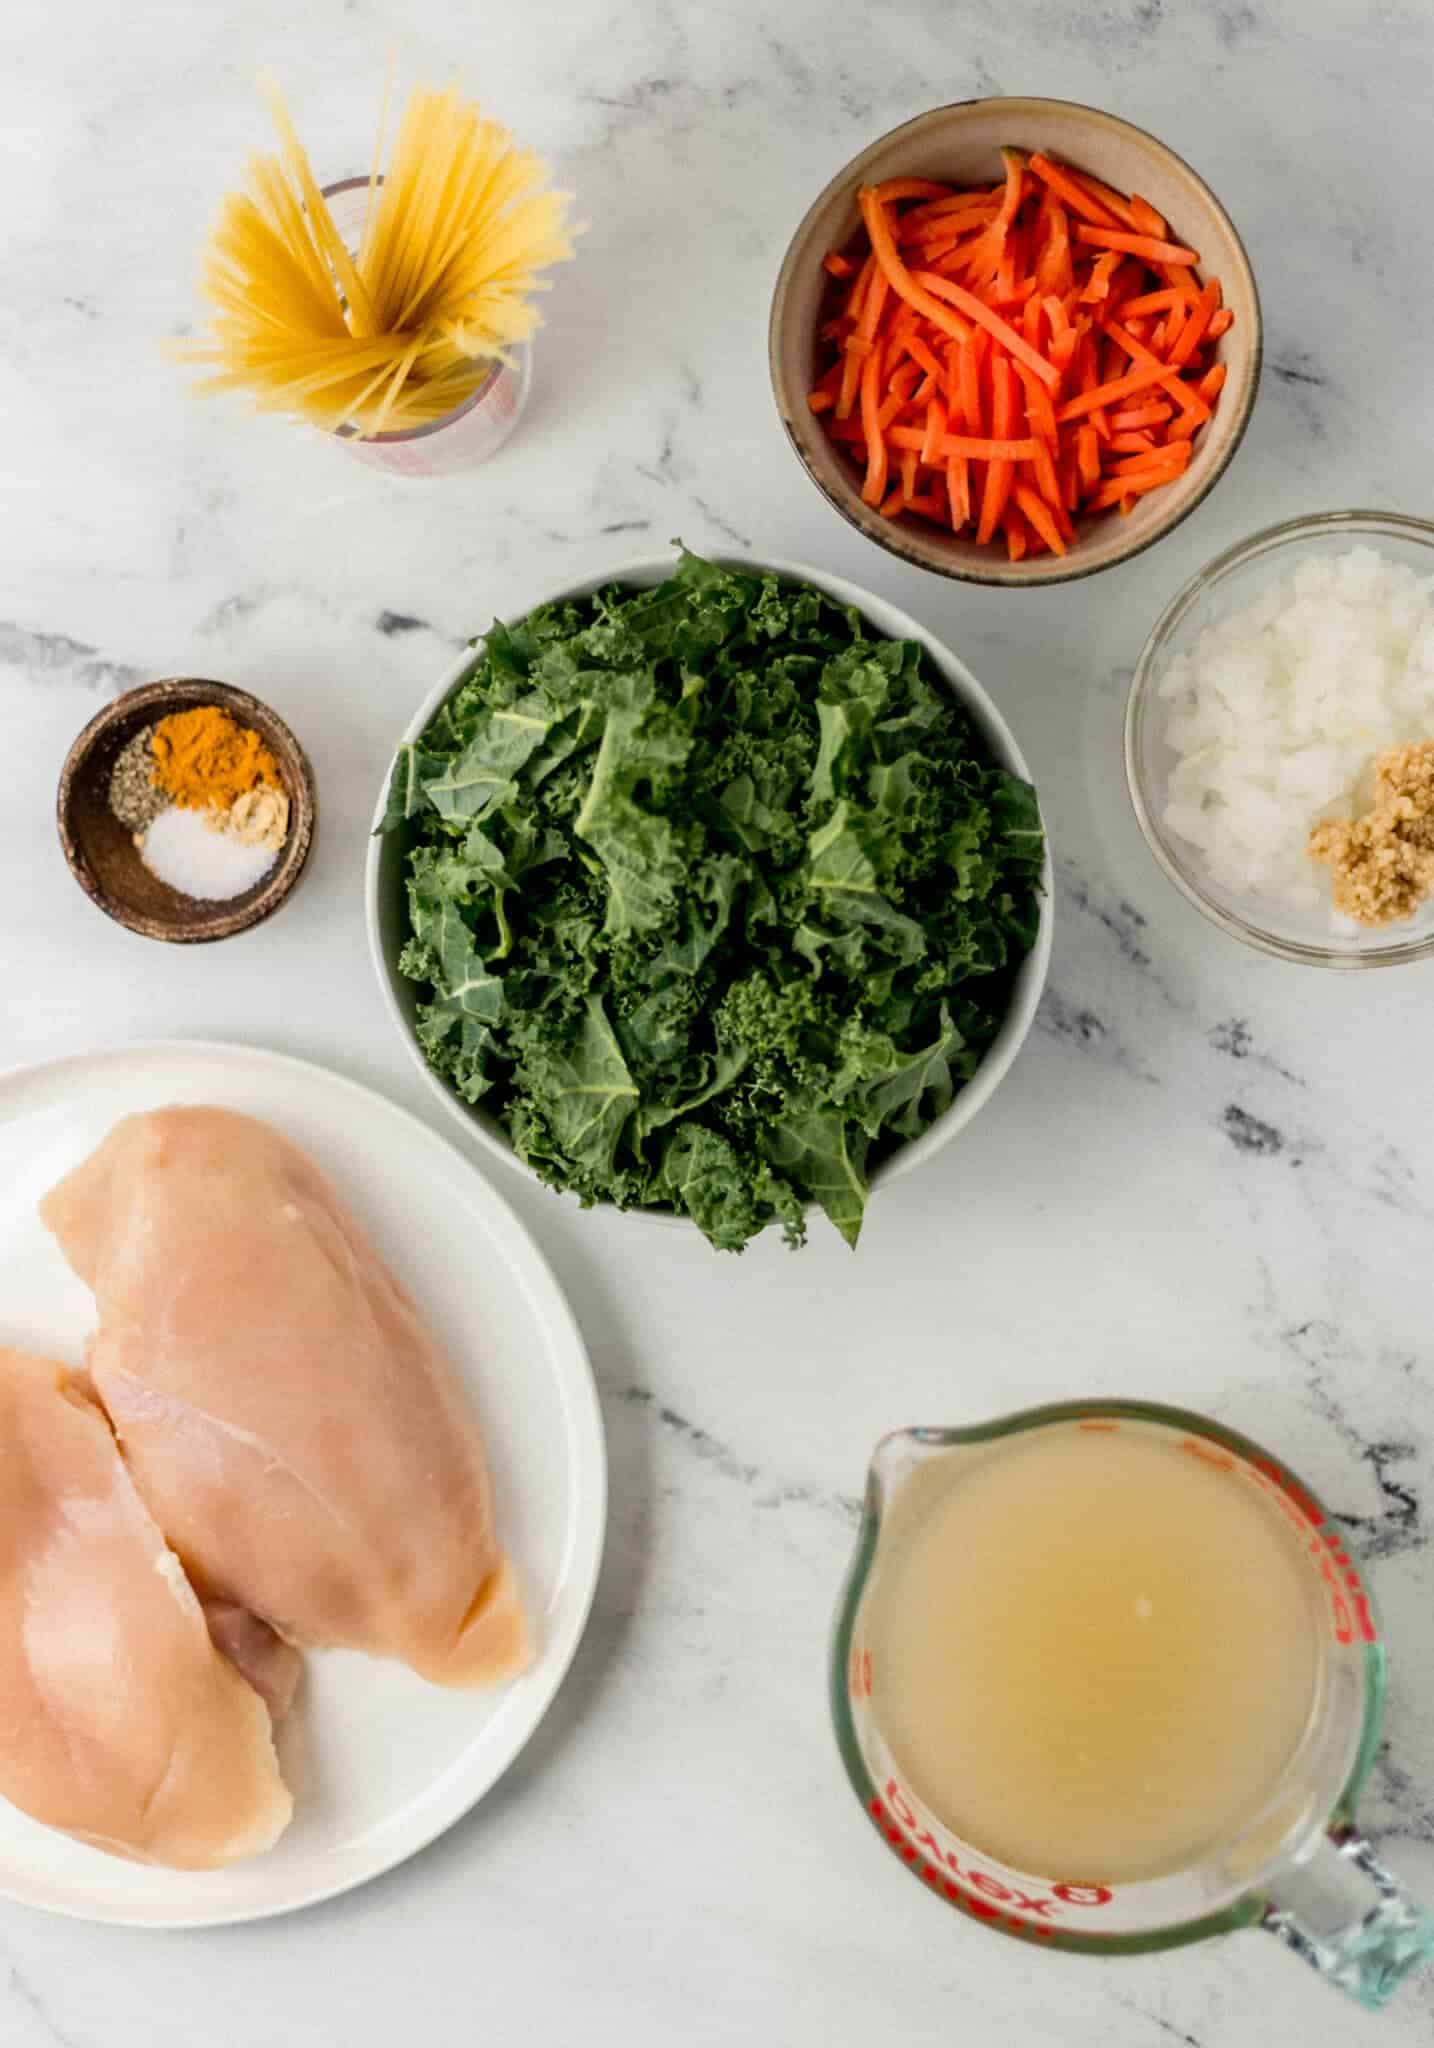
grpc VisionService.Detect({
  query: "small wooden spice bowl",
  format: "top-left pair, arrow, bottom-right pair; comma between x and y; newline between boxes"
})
57,679 -> 317,943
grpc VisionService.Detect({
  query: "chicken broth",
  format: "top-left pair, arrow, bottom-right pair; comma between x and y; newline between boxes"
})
864,1420 -> 1325,1884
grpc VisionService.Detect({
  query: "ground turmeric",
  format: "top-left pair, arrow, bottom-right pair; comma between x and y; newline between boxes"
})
150,706 -> 282,811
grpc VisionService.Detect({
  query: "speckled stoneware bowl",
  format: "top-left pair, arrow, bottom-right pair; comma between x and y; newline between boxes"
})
57,679 -> 316,943
770,97 -> 1262,587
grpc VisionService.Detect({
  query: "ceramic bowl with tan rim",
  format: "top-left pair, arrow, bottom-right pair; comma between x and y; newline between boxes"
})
769,98 -> 1262,587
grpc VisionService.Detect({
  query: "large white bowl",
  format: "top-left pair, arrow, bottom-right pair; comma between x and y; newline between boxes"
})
365,555 -> 1054,1229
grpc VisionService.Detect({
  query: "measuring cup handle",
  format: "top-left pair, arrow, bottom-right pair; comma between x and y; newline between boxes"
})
1261,1825 -> 1434,2008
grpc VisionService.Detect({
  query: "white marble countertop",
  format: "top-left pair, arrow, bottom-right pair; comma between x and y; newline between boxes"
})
4,0 -> 1434,2041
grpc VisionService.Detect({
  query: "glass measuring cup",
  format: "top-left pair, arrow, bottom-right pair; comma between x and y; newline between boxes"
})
832,1399 -> 1434,2008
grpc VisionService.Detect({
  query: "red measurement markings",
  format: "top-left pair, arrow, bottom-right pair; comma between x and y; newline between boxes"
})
1242,1453 -> 1378,1646
873,1780 -> 1114,1937
1173,1437 -> 1377,1646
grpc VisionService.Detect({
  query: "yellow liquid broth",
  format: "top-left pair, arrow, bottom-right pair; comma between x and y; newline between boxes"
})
865,1424 -> 1324,1884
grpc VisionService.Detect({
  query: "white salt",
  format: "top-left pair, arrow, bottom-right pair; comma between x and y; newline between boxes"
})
1159,546 -> 1434,910
140,806 -> 278,901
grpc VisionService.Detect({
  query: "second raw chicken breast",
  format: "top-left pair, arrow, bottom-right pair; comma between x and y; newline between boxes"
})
0,1346 -> 291,1868
43,1107 -> 530,1690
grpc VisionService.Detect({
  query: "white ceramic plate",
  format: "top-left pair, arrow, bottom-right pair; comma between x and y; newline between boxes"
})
365,553 -> 1054,1224
0,1039 -> 606,1927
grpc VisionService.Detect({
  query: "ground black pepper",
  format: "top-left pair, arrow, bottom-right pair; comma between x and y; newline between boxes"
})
108,726 -> 169,839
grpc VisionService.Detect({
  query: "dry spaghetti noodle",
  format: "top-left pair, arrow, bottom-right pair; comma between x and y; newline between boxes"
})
180,81 -> 575,438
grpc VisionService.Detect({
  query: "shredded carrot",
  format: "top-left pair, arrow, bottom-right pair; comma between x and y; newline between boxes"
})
1073,224 -> 1200,266
1034,203 -> 1073,298
1028,434 -> 1063,511
1014,482 -> 1068,556
1128,193 -> 1169,240
1068,168 -> 1142,230
1015,360 -> 1058,444
947,451 -> 971,529
900,331 -> 947,387
949,432 -> 1041,461
1115,286 -> 1198,317
1110,401 -> 1171,430
874,177 -> 955,204
859,346 -> 887,506
1103,319 -> 1212,423
1107,441 -> 1191,477
816,149 -> 1230,556
977,354 -> 1017,544
859,188 -> 973,347
914,270 -> 1058,389
1057,363 -> 1171,423
957,332 -> 984,434
1087,465 -> 1187,510
1079,250 -> 1123,304
1027,154 -> 1121,228
1060,444 -> 1080,512
889,358 -> 922,400
1076,423 -> 1101,490
845,252 -> 876,322
1167,278 -> 1220,368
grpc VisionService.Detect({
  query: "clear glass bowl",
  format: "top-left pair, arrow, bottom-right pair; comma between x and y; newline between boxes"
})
1124,511 -> 1434,968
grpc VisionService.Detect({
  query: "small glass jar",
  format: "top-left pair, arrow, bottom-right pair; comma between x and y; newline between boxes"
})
319,178 -> 532,479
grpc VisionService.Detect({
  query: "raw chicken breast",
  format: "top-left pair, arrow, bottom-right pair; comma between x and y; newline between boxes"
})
43,1108 -> 530,1690
205,1602 -> 303,1724
0,1346 -> 292,1869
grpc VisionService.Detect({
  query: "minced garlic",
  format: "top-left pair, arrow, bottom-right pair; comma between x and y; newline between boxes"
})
1308,739 -> 1434,927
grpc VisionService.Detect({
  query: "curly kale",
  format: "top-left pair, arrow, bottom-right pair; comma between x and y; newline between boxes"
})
382,549 -> 1044,1250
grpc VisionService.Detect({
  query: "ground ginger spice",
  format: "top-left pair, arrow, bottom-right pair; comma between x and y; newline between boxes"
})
1309,739 -> 1434,927
150,706 -> 282,812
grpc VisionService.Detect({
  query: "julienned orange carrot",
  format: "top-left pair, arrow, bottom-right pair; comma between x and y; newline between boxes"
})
978,355 -> 1017,544
1167,278 -> 1221,368
813,151 -> 1231,552
1072,223 -> 1201,266
859,346 -> 887,506
873,177 -> 954,204
888,425 -> 1041,461
1116,286 -> 1198,317
1103,319 -> 1211,424
914,267 -> 1059,389
1127,193 -> 1169,240
1027,154 -> 1120,228
1014,482 -> 1068,556
859,188 -> 973,349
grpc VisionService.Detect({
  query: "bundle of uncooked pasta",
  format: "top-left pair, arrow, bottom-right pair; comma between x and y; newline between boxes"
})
180,81 -> 575,437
